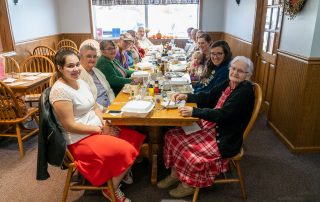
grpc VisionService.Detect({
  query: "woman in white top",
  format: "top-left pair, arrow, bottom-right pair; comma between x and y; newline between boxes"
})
50,50 -> 145,202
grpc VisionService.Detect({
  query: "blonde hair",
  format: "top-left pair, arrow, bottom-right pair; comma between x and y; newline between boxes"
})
192,51 -> 203,60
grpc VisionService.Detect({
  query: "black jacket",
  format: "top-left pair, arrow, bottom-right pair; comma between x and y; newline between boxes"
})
36,87 -> 66,180
187,80 -> 254,158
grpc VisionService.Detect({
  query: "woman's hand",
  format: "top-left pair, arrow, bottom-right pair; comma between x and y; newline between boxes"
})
172,93 -> 187,102
178,106 -> 193,117
101,124 -> 120,136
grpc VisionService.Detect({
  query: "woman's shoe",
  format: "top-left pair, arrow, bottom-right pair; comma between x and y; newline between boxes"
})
157,175 -> 179,189
122,170 -> 133,184
169,183 -> 195,198
102,185 -> 131,202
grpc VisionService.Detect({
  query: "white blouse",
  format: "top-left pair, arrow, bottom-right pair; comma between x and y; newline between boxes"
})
49,79 -> 102,145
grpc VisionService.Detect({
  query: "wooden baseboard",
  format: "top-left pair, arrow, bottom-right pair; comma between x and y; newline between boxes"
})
268,121 -> 320,153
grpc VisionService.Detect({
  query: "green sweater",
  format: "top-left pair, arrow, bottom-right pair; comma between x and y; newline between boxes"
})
96,56 -> 134,95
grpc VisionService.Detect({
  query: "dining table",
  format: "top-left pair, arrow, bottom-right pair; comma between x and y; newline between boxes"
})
3,72 -> 52,94
103,90 -> 198,185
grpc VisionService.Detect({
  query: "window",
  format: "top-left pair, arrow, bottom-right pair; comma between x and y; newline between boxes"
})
92,4 -> 198,39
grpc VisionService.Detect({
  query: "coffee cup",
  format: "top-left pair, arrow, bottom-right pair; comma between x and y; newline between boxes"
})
129,84 -> 140,96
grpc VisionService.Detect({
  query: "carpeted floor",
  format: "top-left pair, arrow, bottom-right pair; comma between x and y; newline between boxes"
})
0,115 -> 319,202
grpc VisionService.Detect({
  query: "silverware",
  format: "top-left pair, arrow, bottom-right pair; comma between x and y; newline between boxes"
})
166,100 -> 171,108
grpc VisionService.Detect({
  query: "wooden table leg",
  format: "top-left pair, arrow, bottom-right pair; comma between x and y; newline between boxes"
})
148,126 -> 161,185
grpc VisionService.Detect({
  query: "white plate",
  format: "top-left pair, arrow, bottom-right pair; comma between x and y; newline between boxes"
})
161,101 -> 178,109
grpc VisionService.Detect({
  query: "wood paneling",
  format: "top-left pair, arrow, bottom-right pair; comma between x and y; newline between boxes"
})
223,33 -> 252,58
269,50 -> 320,152
207,32 -> 224,42
13,33 -> 93,64
14,35 -> 60,64
60,33 -> 93,50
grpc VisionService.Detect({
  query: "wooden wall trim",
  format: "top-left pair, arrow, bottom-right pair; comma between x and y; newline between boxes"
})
60,33 -> 93,49
15,34 -> 60,45
278,49 -> 320,64
223,33 -> 252,58
269,50 -> 320,153
13,33 -> 92,64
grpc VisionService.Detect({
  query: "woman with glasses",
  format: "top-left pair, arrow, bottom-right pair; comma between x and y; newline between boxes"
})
116,32 -> 135,69
50,50 -> 145,202
96,40 -> 136,95
194,40 -> 232,94
78,44 -> 115,112
157,56 -> 255,198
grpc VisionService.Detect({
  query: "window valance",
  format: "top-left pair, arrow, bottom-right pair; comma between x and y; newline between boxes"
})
92,0 -> 199,6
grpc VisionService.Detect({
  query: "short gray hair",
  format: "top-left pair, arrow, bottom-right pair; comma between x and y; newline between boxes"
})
79,44 -> 96,56
230,56 -> 254,75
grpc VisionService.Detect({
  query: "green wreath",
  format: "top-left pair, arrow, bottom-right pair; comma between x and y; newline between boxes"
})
281,0 -> 307,20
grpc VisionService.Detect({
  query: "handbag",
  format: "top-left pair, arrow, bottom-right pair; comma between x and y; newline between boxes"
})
0,94 -> 27,119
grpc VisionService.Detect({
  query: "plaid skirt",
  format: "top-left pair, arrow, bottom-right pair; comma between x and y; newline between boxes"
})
163,122 -> 229,187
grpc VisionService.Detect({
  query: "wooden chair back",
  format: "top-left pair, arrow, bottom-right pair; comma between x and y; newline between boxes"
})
62,149 -> 116,202
58,46 -> 79,55
49,72 -> 58,87
0,80 -> 39,158
243,83 -> 263,140
57,39 -> 78,50
20,55 -> 55,104
192,83 -> 263,202
0,80 -> 22,119
4,56 -> 20,74
33,45 -> 56,63
20,55 -> 55,73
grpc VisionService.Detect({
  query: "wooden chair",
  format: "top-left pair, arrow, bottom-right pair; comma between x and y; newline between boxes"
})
192,83 -> 263,202
62,149 -> 116,202
20,55 -> 55,104
33,45 -> 56,64
49,72 -> 58,87
57,39 -> 78,50
58,46 -> 80,55
4,56 -> 20,74
0,81 -> 39,158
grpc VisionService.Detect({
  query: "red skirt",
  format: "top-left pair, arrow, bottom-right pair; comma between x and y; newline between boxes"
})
163,125 -> 229,188
68,128 -> 145,186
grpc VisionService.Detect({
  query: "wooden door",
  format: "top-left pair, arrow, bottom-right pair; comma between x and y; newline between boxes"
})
253,0 -> 283,117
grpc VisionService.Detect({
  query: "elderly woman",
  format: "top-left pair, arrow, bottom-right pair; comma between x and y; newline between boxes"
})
50,50 -> 145,201
96,40 -> 135,95
137,27 -> 153,50
157,56 -> 255,198
79,44 -> 115,111
194,40 -> 232,94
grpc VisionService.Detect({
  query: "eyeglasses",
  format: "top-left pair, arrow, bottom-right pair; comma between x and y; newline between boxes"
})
210,52 -> 224,57
85,55 -> 97,59
103,47 -> 116,51
229,66 -> 248,74
65,62 -> 80,68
